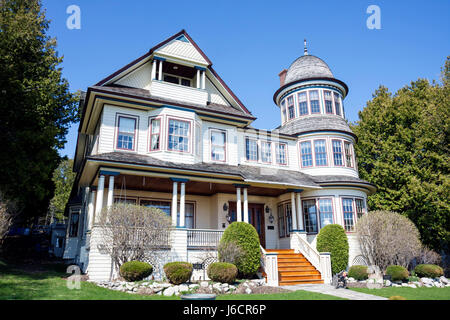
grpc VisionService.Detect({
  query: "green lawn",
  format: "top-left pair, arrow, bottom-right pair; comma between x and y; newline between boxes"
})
350,287 -> 450,300
0,260 -> 342,300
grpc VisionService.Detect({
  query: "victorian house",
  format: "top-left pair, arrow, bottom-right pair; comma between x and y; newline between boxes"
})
63,30 -> 375,285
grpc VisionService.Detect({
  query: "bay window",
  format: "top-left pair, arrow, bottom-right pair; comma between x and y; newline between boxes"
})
318,198 -> 334,228
275,143 -> 287,165
168,119 -> 190,152
300,141 -> 313,167
309,90 -> 320,113
149,118 -> 161,151
298,92 -> 308,115
324,90 -> 334,114
342,198 -> 355,231
116,116 -> 137,151
314,139 -> 328,166
211,130 -> 226,161
332,140 -> 343,166
355,198 -> 366,220
344,141 -> 353,167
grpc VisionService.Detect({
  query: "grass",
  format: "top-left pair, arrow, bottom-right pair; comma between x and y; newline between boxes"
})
350,287 -> 450,300
0,259 -> 343,300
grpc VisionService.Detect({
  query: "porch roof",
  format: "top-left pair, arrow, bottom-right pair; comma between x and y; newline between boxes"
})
86,152 -> 320,189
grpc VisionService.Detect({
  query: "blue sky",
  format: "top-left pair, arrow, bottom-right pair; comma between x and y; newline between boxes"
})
41,0 -> 450,158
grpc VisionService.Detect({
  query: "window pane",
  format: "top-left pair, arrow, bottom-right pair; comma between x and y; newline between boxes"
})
150,119 -> 160,151
318,199 -> 333,229
211,131 -> 226,161
303,200 -> 317,233
342,198 -> 354,231
181,78 -> 191,87
332,140 -> 343,166
276,144 -> 287,165
286,203 -> 292,233
164,75 -> 178,84
298,92 -> 308,115
334,93 -> 341,115
261,141 -> 272,163
309,90 -> 320,113
168,119 -> 190,152
300,141 -> 313,167
324,91 -> 333,114
314,140 -> 327,166
278,205 -> 285,238
355,199 -> 365,220
246,139 -> 258,161
344,141 -> 353,167
69,212 -> 79,237
119,117 -> 135,133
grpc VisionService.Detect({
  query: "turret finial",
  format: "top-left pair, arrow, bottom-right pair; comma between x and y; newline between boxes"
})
304,39 -> 308,55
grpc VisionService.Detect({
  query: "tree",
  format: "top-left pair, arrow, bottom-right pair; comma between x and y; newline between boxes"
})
356,210 -> 422,271
49,158 -> 76,222
97,203 -> 172,273
351,57 -> 450,253
0,0 -> 79,223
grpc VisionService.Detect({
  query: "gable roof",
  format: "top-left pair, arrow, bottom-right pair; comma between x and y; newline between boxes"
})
93,29 -> 252,116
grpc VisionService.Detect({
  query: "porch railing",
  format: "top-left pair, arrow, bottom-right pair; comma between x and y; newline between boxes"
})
187,229 -> 224,248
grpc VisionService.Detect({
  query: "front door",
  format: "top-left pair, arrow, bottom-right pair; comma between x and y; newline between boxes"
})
228,202 -> 266,247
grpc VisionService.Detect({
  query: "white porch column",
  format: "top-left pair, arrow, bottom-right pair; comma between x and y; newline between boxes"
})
151,59 -> 157,80
243,188 -> 249,223
94,175 -> 105,223
296,192 -> 303,231
201,70 -> 206,89
107,175 -> 114,209
196,69 -> 200,88
171,181 -> 178,226
291,192 -> 297,231
87,189 -> 96,231
179,182 -> 186,228
236,187 -> 242,222
158,60 -> 163,81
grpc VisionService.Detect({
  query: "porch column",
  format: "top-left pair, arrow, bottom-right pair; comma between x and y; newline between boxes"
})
296,192 -> 303,231
243,188 -> 249,223
179,182 -> 186,228
171,181 -> 178,226
196,69 -> 200,88
151,59 -> 157,80
290,192 -> 297,231
87,189 -> 96,231
107,175 -> 114,209
236,187 -> 242,222
158,60 -> 163,81
94,175 -> 105,223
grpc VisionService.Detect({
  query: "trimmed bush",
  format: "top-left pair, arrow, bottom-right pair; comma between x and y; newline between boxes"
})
414,264 -> 444,278
316,224 -> 349,275
219,222 -> 261,278
119,261 -> 153,282
386,265 -> 409,281
207,262 -> 238,283
163,261 -> 193,285
348,265 -> 369,280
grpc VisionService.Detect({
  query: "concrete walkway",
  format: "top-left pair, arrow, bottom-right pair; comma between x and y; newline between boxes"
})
281,284 -> 388,300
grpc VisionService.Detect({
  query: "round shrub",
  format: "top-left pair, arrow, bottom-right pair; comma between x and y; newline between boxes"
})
414,264 -> 444,278
163,261 -> 193,285
119,261 -> 153,282
348,265 -> 369,280
316,224 -> 349,275
219,222 -> 260,278
386,265 -> 409,281
207,262 -> 238,283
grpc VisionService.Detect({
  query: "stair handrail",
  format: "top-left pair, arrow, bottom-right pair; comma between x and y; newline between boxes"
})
291,232 -> 321,272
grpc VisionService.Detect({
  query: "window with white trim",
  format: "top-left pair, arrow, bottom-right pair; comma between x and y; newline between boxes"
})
334,92 -> 341,116
278,205 -> 286,238
261,141 -> 272,163
211,130 -> 226,161
303,200 -> 318,233
298,92 -> 308,115
275,143 -> 287,165
314,139 -> 328,166
355,198 -> 365,220
287,96 -> 295,120
168,119 -> 190,152
342,198 -> 355,231
309,90 -> 320,113
324,90 -> 334,114
245,138 -> 258,161
149,118 -> 161,151
281,100 -> 287,122
300,141 -> 313,167
332,140 -> 343,166
318,198 -> 334,229
117,116 -> 136,150
141,199 -> 195,229
278,202 -> 292,238
344,141 -> 353,167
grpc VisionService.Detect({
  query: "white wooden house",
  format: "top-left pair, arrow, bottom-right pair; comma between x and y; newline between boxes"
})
63,30 -> 376,285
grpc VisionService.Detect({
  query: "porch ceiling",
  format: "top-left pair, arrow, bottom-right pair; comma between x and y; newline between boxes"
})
112,174 -> 286,197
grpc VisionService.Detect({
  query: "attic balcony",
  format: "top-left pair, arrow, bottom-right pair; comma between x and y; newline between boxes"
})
149,58 -> 208,106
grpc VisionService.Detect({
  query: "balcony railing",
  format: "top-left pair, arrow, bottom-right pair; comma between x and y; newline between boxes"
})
187,229 -> 224,249
150,80 -> 208,106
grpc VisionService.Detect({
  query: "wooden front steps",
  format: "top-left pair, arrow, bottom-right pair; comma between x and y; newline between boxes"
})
266,249 -> 324,286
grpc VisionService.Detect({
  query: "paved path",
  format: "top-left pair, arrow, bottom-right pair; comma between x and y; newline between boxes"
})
281,284 -> 388,300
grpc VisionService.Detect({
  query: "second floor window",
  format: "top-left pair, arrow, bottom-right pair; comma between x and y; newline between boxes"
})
275,143 -> 287,165
149,118 -> 161,151
117,116 -> 136,150
168,119 -> 190,152
246,138 -> 258,161
300,141 -> 313,167
332,140 -> 343,166
298,92 -> 308,115
211,130 -> 226,161
261,141 -> 272,163
314,139 -> 328,166
309,90 -> 320,113
344,141 -> 353,167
